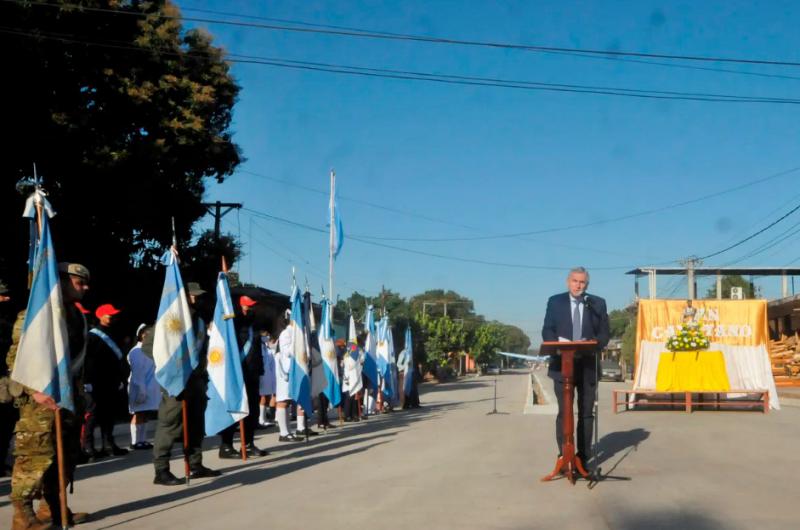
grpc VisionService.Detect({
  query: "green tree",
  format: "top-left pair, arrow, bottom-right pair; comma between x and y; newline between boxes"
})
499,324 -> 531,354
471,322 -> 505,364
705,275 -> 756,299
0,1 -> 241,320
621,320 -> 637,367
418,314 -> 467,373
609,306 -> 637,339
181,230 -> 243,290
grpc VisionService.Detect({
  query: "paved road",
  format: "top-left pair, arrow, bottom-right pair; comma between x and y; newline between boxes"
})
2,370 -> 798,529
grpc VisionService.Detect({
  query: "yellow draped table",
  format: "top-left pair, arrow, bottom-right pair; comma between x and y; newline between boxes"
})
655,351 -> 731,391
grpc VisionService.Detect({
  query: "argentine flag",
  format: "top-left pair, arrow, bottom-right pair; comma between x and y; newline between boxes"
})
362,305 -> 379,392
343,314 -> 363,395
153,249 -> 197,397
376,316 -> 395,400
11,213 -> 73,411
205,272 -> 249,436
319,298 -> 342,407
288,286 -> 312,413
401,326 -> 415,397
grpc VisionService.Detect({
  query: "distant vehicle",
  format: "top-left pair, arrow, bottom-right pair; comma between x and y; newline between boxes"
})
486,364 -> 501,375
600,359 -> 624,382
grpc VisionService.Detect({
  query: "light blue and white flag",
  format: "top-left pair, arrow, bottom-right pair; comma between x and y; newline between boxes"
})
376,316 -> 395,400
153,249 -> 197,397
329,171 -> 344,260
288,285 -> 312,413
11,212 -> 73,411
205,272 -> 249,436
362,305 -> 379,392
343,314 -> 363,395
401,326 -> 415,397
319,298 -> 342,407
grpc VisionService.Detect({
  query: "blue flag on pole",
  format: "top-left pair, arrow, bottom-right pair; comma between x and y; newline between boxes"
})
153,249 -> 197,397
376,316 -> 395,400
319,298 -> 342,407
401,326 -> 414,397
362,305 -> 379,392
330,172 -> 344,260
288,286 -> 312,413
11,210 -> 74,411
205,272 -> 249,436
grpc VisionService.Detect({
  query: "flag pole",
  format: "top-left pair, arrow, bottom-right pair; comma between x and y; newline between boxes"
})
172,218 -> 192,486
329,169 -> 335,310
33,187 -> 69,529
222,256 -> 247,461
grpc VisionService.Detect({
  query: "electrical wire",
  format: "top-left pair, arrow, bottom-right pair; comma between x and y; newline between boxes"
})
3,26 -> 798,105
699,202 -> 800,260
11,0 -> 800,68
179,5 -> 800,82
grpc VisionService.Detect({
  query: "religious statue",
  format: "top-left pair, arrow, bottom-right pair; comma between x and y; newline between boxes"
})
682,300 -> 699,329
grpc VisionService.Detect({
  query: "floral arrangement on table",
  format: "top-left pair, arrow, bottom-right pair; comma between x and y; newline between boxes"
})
666,324 -> 710,352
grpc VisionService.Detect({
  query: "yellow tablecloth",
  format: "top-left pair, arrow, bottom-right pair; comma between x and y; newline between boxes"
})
655,351 -> 731,391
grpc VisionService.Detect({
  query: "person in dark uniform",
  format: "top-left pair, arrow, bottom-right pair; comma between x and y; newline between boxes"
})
83,303 -> 128,458
149,282 -> 220,486
218,295 -> 268,458
542,266 -> 609,466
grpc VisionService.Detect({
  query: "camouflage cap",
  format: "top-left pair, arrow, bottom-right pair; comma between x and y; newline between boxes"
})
186,282 -> 206,296
58,262 -> 90,281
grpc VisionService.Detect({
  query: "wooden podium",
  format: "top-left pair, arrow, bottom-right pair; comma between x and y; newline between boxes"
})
540,340 -> 598,485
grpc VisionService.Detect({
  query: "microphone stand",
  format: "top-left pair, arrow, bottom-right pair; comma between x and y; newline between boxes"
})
584,295 -> 630,488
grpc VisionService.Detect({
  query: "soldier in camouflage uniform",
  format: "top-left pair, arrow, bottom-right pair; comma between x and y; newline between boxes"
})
6,263 -> 91,530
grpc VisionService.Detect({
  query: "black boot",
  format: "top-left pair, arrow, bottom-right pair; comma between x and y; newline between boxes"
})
218,444 -> 240,459
245,443 -> 268,457
153,470 -> 185,486
190,465 -> 222,478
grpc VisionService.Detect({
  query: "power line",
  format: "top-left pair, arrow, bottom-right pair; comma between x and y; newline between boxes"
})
239,169 -> 668,261
12,0 -> 800,68
351,166 -> 800,241
699,202 -> 800,260
180,5 -> 800,82
242,206 -> 644,271
4,27 -> 798,105
239,169 -> 477,230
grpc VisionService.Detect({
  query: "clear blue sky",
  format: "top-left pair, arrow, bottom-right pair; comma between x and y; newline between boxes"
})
179,1 -> 800,345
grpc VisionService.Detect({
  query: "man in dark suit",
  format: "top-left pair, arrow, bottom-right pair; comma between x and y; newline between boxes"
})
542,267 -> 609,465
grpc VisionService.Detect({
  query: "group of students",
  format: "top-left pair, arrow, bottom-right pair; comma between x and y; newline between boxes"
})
130,286 -> 422,485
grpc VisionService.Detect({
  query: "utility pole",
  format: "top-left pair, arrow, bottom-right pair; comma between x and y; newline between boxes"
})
202,201 -> 242,242
681,256 -> 701,300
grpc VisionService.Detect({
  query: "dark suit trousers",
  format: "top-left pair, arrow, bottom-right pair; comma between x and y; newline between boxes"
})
552,363 -> 597,459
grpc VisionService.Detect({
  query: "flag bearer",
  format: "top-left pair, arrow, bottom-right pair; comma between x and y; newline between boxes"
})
7,263 -> 91,529
149,282 -> 220,485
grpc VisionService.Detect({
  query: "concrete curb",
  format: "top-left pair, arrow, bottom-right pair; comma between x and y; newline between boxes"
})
524,372 -> 558,415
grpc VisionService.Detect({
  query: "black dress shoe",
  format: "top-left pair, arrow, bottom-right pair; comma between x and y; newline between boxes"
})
153,470 -> 185,486
295,428 -> 319,437
218,444 -> 240,459
245,443 -> 268,457
190,465 -> 222,478
278,434 -> 304,442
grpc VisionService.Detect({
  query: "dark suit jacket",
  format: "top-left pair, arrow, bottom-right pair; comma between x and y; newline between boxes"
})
541,292 -> 610,379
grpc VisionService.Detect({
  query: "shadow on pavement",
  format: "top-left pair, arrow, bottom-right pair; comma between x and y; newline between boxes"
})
419,379 -> 491,394
90,440 -> 390,528
615,509 -> 728,530
593,427 -> 650,467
